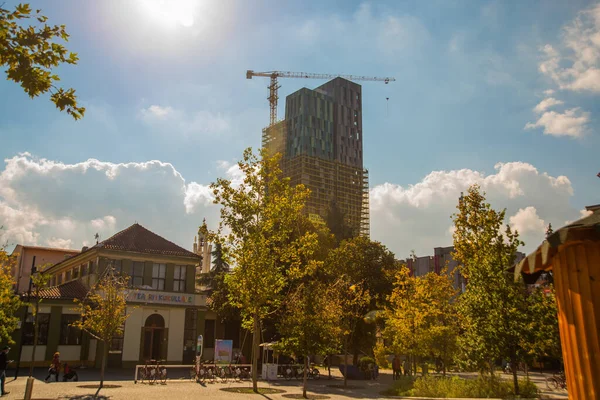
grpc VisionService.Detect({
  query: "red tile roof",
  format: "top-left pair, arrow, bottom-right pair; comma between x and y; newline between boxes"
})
97,223 -> 200,258
33,280 -> 89,300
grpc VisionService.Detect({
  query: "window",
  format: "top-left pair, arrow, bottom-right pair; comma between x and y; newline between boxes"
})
57,273 -> 63,285
113,259 -> 122,274
65,270 -> 72,282
81,263 -> 88,277
59,315 -> 82,345
72,266 -> 79,280
173,266 -> 187,292
183,308 -> 197,351
23,313 -> 50,345
50,276 -> 56,287
132,262 -> 145,287
152,263 -> 166,290
204,319 -> 215,349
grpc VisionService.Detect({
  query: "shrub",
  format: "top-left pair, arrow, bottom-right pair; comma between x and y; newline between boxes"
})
373,343 -> 389,368
358,356 -> 376,370
386,374 -> 540,399
379,376 -> 416,396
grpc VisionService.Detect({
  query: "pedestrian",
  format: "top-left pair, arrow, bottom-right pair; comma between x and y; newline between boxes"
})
392,355 -> 401,380
323,355 -> 332,379
0,346 -> 11,396
403,358 -> 410,376
62,363 -> 78,382
45,352 -> 61,382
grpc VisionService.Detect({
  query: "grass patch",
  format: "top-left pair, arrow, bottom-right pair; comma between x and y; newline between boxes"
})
381,375 -> 539,399
282,395 -> 330,399
220,387 -> 286,394
76,384 -> 121,389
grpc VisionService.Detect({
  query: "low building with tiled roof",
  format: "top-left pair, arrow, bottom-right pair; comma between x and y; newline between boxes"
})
10,223 -> 216,369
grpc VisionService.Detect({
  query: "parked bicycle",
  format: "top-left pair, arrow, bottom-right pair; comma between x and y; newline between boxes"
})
139,359 -> 167,384
546,371 -> 567,391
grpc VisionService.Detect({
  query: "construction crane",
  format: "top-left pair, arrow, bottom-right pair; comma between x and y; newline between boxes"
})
246,70 -> 396,126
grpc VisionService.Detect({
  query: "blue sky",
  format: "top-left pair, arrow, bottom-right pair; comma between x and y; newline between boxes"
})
1,0 -> 599,258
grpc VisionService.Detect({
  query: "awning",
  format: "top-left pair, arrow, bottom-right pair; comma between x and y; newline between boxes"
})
514,208 -> 600,279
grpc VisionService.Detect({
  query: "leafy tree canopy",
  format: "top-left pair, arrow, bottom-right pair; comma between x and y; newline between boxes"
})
0,3 -> 84,119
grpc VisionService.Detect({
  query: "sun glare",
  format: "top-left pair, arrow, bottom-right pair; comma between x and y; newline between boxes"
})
139,0 -> 197,28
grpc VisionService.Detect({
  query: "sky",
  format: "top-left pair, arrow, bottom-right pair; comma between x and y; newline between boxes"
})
1,0 -> 599,259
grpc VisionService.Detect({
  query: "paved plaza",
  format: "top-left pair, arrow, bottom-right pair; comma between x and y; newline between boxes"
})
1,367 -> 569,399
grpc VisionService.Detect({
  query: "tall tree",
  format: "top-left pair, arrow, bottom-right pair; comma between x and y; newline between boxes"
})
278,231 -> 342,398
386,266 -> 459,376
525,285 -> 561,372
452,184 -> 528,394
201,148 -> 312,393
326,236 -> 397,364
0,247 -> 21,344
27,266 -> 51,377
0,3 -> 84,119
73,267 -> 130,397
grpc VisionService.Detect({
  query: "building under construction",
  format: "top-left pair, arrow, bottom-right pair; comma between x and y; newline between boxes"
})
263,77 -> 370,237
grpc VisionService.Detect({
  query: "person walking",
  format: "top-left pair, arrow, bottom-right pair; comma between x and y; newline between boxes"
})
392,355 -> 401,380
45,352 -> 60,382
0,346 -> 11,396
403,358 -> 410,376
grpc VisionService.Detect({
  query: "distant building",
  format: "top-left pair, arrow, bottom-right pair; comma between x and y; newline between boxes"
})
263,78 -> 369,237
403,246 -> 526,293
9,245 -> 79,294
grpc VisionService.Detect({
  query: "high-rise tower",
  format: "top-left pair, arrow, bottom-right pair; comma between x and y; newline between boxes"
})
263,78 -> 369,236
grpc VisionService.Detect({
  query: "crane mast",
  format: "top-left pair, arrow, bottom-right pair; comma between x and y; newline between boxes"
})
246,70 -> 395,126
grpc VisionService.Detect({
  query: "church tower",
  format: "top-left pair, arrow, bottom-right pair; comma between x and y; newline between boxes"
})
194,219 -> 212,274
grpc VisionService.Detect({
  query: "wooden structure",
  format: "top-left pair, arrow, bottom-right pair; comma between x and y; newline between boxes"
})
514,206 -> 600,399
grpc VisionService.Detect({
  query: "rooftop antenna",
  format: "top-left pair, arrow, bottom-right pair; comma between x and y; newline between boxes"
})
94,233 -> 100,244
386,97 -> 389,116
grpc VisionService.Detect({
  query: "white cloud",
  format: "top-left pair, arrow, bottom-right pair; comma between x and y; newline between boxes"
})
0,153 -> 219,251
533,97 -> 564,113
543,89 -> 555,96
509,207 -> 546,235
46,237 -> 74,249
525,108 -> 590,138
140,105 -> 174,120
370,161 -> 580,258
539,5 -> 600,93
139,105 -> 231,136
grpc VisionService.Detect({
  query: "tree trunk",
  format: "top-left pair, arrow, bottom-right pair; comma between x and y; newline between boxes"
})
343,336 -> 348,388
413,355 -> 417,377
251,316 -> 260,393
95,342 -> 108,398
511,356 -> 519,396
29,302 -> 40,378
303,356 -> 308,399
327,354 -> 331,379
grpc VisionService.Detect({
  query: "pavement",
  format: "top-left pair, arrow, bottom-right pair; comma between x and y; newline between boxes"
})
1,367 -> 569,399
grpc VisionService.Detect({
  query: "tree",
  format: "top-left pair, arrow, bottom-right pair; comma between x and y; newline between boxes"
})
326,236 -> 397,364
201,148 -> 312,393
73,267 -> 130,397
27,265 -> 51,377
196,236 -> 237,321
0,3 -> 84,119
525,285 -> 561,372
278,236 -> 342,398
452,184 -> 528,394
385,266 -> 459,376
0,247 -> 21,344
338,280 -> 370,387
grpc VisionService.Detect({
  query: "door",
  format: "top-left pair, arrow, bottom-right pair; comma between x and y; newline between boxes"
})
141,314 -> 167,361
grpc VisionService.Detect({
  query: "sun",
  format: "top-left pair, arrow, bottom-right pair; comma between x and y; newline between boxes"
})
138,0 -> 197,28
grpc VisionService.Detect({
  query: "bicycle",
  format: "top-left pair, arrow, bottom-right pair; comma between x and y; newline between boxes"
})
190,359 -> 207,384
233,366 -> 250,381
546,371 -> 567,391
154,359 -> 168,384
308,365 -> 320,380
216,365 -> 229,383
138,359 -> 157,384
